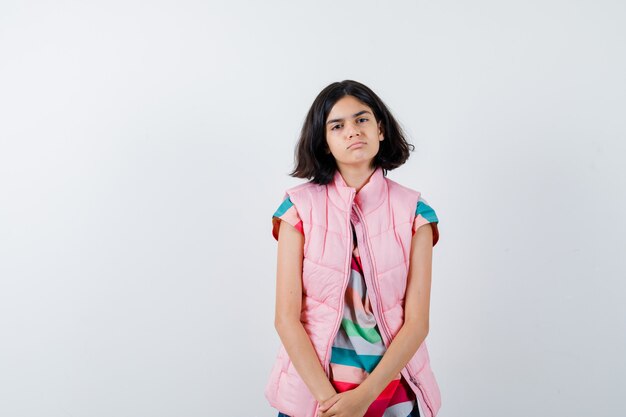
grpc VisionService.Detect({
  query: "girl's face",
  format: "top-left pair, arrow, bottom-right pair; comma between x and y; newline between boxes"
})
325,95 -> 384,171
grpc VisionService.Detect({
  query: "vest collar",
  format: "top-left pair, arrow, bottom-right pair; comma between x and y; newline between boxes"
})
328,166 -> 388,215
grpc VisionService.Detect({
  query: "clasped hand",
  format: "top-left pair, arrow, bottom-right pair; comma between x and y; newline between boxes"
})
317,388 -> 371,417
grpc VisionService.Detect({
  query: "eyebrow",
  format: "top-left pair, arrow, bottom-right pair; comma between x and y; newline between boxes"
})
326,110 -> 372,125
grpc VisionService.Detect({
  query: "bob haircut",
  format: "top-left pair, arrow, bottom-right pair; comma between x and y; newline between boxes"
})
290,79 -> 415,185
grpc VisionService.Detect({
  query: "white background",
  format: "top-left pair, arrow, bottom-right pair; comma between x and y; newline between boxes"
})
1,1 -> 625,416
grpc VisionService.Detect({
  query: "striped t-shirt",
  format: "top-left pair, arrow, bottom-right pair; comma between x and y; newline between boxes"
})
272,195 -> 439,417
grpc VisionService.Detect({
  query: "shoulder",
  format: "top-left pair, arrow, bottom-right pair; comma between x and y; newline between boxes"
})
282,180 -> 326,207
284,180 -> 324,197
385,176 -> 439,218
385,176 -> 420,197
272,180 -> 322,222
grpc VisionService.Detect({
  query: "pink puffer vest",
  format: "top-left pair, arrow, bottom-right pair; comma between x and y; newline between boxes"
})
265,166 -> 441,417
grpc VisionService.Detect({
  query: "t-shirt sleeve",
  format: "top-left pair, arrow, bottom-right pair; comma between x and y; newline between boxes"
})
412,195 -> 440,246
272,194 -> 304,241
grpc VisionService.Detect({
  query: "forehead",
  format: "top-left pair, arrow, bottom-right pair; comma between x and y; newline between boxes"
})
327,95 -> 372,119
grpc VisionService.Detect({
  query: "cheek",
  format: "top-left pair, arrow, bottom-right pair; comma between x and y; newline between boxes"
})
326,138 -> 341,153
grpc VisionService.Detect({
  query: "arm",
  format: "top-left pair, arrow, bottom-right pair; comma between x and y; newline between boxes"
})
319,223 -> 434,416
274,219 -> 337,403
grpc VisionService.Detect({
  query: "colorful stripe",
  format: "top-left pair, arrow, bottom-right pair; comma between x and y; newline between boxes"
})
341,318 -> 382,344
272,195 -> 304,239
415,196 -> 438,224
413,196 -> 439,247
331,346 -> 382,373
273,195 -> 295,218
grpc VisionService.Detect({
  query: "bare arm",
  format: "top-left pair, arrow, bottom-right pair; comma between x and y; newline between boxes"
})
274,219 -> 337,403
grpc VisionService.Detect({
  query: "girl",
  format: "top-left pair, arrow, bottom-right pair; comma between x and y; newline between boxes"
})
266,80 -> 441,417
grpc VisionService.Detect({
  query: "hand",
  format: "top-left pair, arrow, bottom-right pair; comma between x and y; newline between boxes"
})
317,388 -> 372,417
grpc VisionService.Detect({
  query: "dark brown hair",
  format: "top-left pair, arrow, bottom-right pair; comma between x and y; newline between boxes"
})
290,80 -> 415,185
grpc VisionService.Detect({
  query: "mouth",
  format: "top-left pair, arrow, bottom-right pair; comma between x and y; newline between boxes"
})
347,141 -> 366,149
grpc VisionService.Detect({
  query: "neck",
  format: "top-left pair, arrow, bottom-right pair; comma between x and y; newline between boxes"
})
336,165 -> 377,193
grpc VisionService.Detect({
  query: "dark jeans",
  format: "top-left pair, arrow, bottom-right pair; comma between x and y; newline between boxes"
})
277,401 -> 421,417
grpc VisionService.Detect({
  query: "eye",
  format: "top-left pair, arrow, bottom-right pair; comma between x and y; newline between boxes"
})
331,124 -> 342,131
357,117 -> 368,123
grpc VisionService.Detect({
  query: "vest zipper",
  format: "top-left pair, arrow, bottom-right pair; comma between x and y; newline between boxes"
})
404,366 -> 434,417
351,204 -> 393,345
352,204 -> 435,417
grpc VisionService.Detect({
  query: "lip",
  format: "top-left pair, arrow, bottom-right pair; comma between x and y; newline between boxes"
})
347,141 -> 366,149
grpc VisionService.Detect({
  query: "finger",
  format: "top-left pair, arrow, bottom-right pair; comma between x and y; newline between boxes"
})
319,401 -> 340,417
326,402 -> 341,415
319,394 -> 341,411
326,394 -> 342,408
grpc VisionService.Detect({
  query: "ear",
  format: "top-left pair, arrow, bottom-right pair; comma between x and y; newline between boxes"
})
378,121 -> 384,141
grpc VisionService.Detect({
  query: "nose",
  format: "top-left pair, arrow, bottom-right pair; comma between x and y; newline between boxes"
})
345,121 -> 360,138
